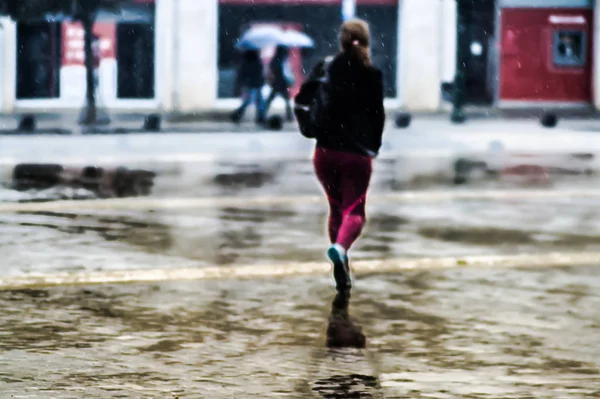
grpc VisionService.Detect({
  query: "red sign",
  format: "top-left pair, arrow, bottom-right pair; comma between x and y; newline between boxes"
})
62,22 -> 116,67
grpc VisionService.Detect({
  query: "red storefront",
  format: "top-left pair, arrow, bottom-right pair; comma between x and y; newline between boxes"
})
499,0 -> 594,105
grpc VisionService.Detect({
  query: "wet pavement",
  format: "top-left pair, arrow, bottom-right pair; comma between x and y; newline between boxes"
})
2,157 -> 600,205
1,197 -> 600,276
3,118 -> 600,203
1,140 -> 600,397
0,196 -> 599,397
1,265 -> 599,398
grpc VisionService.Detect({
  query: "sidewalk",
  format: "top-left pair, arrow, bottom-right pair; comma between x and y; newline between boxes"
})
2,110 -> 600,138
2,115 -> 600,158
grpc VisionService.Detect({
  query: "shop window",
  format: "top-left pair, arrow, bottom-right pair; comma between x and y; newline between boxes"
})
217,0 -> 399,99
217,2 -> 340,99
553,30 -> 586,67
116,23 -> 155,99
16,22 -> 62,99
116,1 -> 156,99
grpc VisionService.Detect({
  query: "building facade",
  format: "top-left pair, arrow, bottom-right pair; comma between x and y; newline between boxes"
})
0,0 -> 158,113
0,0 -> 599,115
402,0 -> 599,112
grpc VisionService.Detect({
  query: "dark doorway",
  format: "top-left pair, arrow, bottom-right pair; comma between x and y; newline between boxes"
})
16,22 -> 62,99
116,23 -> 155,99
460,0 -> 496,105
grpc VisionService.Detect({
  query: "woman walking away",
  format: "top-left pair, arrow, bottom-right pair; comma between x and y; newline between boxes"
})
231,49 -> 265,124
297,19 -> 385,291
264,45 -> 294,122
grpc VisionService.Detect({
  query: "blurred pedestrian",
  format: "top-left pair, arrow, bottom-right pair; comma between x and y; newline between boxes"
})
232,49 -> 266,124
92,35 -> 101,88
297,19 -> 385,291
263,45 -> 294,122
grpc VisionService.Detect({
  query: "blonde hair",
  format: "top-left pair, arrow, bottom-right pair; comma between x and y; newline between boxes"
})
339,19 -> 371,66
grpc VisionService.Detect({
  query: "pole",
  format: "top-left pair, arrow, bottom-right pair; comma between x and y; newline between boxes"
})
451,0 -> 467,123
341,0 -> 356,22
81,12 -> 97,125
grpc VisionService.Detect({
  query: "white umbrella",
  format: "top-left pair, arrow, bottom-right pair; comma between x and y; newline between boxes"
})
278,30 -> 315,48
235,26 -> 285,50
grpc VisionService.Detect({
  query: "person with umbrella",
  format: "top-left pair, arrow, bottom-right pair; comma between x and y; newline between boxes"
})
233,27 -> 314,124
231,48 -> 266,124
263,45 -> 294,122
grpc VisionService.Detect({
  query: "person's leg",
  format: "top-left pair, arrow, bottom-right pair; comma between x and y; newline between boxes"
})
232,87 -> 252,122
253,88 -> 265,123
280,88 -> 293,121
313,148 -> 343,243
263,88 -> 277,118
327,202 -> 343,244
315,149 -> 362,290
335,155 -> 373,251
324,153 -> 371,291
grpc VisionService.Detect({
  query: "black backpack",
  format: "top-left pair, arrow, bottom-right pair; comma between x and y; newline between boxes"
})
294,57 -> 333,139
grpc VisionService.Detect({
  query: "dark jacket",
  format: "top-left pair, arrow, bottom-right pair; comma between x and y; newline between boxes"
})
268,46 -> 291,91
310,52 -> 385,157
238,50 -> 264,89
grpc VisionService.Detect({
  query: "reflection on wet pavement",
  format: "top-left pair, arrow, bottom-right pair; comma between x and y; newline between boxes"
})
313,291 -> 378,398
1,196 -> 600,397
4,155 -> 600,202
17,211 -> 173,252
1,265 -> 599,398
1,197 -> 600,276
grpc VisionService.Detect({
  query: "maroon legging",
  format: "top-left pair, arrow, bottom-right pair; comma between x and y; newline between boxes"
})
313,147 -> 372,250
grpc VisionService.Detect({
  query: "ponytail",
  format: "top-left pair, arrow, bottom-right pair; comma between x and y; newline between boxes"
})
339,19 -> 371,67
350,39 -> 371,67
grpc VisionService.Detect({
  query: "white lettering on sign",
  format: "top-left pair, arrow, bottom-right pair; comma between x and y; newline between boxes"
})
66,40 -> 83,50
65,27 -> 84,38
549,15 -> 586,25
99,39 -> 111,51
66,50 -> 85,62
